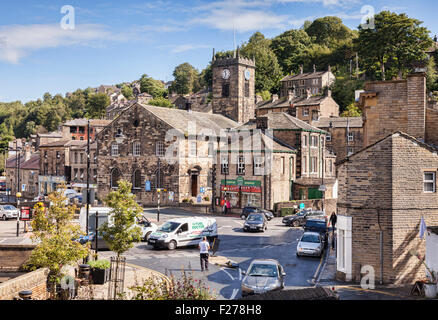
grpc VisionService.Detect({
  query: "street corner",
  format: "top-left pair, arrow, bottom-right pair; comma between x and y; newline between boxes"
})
125,262 -> 171,286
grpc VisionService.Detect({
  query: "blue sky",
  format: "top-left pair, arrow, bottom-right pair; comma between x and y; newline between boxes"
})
0,0 -> 437,103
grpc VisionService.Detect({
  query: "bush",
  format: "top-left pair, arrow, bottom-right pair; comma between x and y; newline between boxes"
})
88,259 -> 110,270
128,270 -> 216,300
281,207 -> 296,217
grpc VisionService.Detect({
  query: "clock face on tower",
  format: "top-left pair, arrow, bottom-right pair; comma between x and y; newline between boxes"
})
222,69 -> 230,80
244,69 -> 251,80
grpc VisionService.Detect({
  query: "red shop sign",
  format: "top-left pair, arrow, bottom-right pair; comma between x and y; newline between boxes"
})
241,186 -> 262,193
221,185 -> 240,192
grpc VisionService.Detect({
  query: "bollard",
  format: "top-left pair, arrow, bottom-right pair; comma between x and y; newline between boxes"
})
78,264 -> 91,284
18,290 -> 32,300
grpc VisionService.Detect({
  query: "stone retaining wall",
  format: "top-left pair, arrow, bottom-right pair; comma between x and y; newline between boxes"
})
0,268 -> 49,300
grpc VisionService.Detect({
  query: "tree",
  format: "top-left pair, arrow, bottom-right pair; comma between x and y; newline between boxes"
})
199,64 -> 213,89
305,17 -> 354,48
331,77 -> 364,113
427,56 -> 438,92
148,97 -> 175,108
86,93 -> 110,119
170,63 -> 201,95
355,11 -> 433,80
257,90 -> 271,101
121,85 -> 134,100
241,32 -> 283,94
341,102 -> 362,117
140,74 -> 167,98
270,29 -> 312,74
28,187 -> 90,299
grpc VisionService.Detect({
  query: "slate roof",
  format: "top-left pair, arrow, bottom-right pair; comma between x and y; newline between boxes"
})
20,153 -> 40,170
140,104 -> 239,135
257,95 -> 331,109
312,116 -> 363,128
63,119 -> 112,127
281,71 -> 330,82
219,132 -> 296,153
238,112 -> 327,133
38,139 -> 87,148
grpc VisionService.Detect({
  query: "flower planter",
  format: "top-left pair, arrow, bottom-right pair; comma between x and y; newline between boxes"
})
91,268 -> 109,285
424,283 -> 437,299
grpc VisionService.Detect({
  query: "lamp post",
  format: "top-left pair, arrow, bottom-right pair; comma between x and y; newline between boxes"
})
157,157 -> 161,222
86,120 -> 91,262
10,141 -> 22,237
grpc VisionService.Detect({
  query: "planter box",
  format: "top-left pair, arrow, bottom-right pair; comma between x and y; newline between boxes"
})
91,268 -> 109,285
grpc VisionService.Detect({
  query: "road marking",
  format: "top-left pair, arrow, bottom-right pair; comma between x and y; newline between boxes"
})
334,285 -> 403,298
220,267 -> 235,281
312,252 -> 326,286
230,288 -> 239,300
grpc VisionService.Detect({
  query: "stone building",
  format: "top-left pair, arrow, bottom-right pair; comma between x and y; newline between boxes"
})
17,153 -> 40,199
214,129 -> 297,211
38,140 -> 85,195
236,112 -> 337,202
69,141 -> 98,192
312,117 -> 364,160
279,66 -> 335,99
336,132 -> 438,284
61,119 -> 111,141
95,103 -> 238,206
211,50 -> 256,124
256,90 -> 339,123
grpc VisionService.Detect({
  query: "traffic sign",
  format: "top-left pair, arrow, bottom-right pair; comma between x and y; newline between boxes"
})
197,195 -> 202,203
145,181 -> 151,192
200,187 -> 205,193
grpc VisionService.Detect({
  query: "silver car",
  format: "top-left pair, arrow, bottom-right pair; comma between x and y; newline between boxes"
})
0,205 -> 19,221
241,259 -> 286,297
296,231 -> 324,258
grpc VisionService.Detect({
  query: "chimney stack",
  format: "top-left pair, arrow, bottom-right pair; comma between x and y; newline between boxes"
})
306,88 -> 311,100
313,65 -> 316,73
272,94 -> 278,102
328,65 -> 331,73
288,90 -> 294,102
300,66 -> 303,74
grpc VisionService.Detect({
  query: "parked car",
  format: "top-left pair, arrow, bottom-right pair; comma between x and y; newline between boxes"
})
0,205 -> 19,221
243,213 -> 267,232
296,231 -> 325,258
282,210 -> 325,227
303,218 -> 329,247
241,259 -> 286,297
0,181 -> 6,192
241,206 -> 274,221
138,217 -> 158,241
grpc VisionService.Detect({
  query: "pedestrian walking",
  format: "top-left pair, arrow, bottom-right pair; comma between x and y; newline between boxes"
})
198,236 -> 210,271
329,212 -> 337,249
221,198 -> 226,214
226,199 -> 231,215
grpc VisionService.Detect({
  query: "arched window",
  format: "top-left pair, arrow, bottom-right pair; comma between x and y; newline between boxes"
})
132,169 -> 141,189
152,169 -> 164,191
133,141 -> 141,156
111,142 -> 119,156
111,168 -> 121,188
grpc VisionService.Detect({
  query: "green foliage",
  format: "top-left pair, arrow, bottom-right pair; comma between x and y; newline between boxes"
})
170,63 -> 201,95
129,270 -> 216,300
100,180 -> 143,258
199,64 -> 212,89
121,85 -> 134,100
88,259 -> 110,270
281,207 -> 295,217
331,77 -> 364,113
148,97 -> 175,108
241,32 -> 283,94
140,74 -> 167,98
27,186 -> 90,295
427,56 -> 438,92
355,11 -> 433,80
305,16 -> 355,48
257,90 -> 272,101
341,102 -> 362,117
86,93 -> 110,119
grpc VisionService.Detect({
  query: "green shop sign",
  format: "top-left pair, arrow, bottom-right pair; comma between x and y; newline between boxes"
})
221,179 -> 261,187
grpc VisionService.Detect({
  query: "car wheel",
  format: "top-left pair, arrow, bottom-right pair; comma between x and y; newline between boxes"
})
143,232 -> 152,242
296,253 -> 300,258
2,215 -> 6,221
292,220 -> 300,227
240,214 -> 247,220
167,240 -> 177,250
264,226 -> 267,231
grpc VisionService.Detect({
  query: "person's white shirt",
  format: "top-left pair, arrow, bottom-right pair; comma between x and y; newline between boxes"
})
199,240 -> 210,254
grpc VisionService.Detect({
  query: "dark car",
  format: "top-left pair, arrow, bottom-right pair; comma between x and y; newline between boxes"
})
304,218 -> 329,247
243,213 -> 267,232
282,210 -> 325,227
0,182 -> 6,192
241,207 -> 274,221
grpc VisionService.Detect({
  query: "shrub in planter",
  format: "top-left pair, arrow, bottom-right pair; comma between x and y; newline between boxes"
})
88,260 -> 111,285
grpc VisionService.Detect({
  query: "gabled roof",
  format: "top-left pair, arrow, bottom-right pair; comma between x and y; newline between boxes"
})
337,131 -> 438,165
312,117 -> 363,129
238,112 -> 327,133
39,139 -> 87,148
257,95 -> 332,109
140,104 -> 239,135
20,153 -> 40,170
281,71 -> 330,82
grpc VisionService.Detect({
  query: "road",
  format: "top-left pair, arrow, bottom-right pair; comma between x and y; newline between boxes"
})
98,207 -> 324,300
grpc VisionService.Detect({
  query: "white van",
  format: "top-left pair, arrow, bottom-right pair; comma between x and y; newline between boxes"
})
79,207 -> 157,250
148,217 -> 218,250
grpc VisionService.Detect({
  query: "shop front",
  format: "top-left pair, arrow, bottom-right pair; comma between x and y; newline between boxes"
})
220,178 -> 262,209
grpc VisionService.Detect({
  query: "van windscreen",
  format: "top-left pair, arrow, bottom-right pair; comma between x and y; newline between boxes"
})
158,221 -> 181,233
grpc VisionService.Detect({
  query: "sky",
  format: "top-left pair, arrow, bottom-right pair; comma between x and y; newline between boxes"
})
0,0 -> 437,103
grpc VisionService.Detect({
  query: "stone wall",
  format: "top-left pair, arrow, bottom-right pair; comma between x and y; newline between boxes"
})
0,244 -> 36,270
274,198 -> 337,216
425,107 -> 438,146
325,126 -> 364,161
0,268 -> 49,300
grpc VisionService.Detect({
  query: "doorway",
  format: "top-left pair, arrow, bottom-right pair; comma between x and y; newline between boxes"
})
191,174 -> 198,197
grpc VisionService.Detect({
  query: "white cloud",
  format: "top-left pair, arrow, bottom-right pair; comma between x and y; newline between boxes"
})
275,0 -> 359,6
0,23 -> 112,64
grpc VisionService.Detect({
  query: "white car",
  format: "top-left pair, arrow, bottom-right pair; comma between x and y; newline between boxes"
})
0,205 -> 19,221
138,217 -> 158,241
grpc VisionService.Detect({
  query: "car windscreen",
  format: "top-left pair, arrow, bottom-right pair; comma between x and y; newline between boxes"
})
247,214 -> 263,222
301,234 -> 320,243
248,264 -> 278,277
157,221 -> 180,233
306,220 -> 326,228
4,205 -> 15,210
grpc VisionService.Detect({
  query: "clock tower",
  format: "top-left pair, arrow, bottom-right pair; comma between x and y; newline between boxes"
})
211,49 -> 256,124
